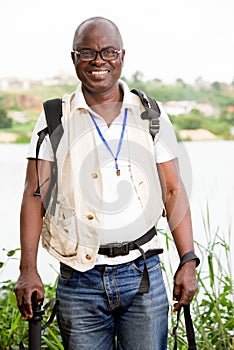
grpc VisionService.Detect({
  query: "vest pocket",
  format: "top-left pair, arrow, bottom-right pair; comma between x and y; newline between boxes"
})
43,204 -> 78,257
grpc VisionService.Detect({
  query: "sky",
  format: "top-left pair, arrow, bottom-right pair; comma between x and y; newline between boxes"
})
1,0 -> 234,84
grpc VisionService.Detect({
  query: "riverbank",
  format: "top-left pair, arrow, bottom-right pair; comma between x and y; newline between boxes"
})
0,132 -> 19,142
0,128 -> 218,143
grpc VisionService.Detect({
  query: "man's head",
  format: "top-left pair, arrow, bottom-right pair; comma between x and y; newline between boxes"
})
71,17 -> 125,95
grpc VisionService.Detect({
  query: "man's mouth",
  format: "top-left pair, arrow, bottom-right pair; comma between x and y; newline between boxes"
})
91,70 -> 109,75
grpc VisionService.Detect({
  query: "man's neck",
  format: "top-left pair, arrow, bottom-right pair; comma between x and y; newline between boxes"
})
82,84 -> 124,125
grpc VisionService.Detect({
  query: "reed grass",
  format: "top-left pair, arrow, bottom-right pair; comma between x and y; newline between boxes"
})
162,205 -> 234,350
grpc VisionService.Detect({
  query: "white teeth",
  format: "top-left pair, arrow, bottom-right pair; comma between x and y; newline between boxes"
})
91,71 -> 108,75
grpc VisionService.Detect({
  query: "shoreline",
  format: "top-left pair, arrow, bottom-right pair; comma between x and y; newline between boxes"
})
0,128 -> 218,143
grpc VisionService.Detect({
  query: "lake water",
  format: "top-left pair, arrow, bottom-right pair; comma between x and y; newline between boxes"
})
0,141 -> 233,284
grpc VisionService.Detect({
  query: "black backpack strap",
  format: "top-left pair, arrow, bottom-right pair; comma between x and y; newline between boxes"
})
42,98 -> 63,215
173,305 -> 197,350
184,304 -> 197,350
33,128 -> 49,197
130,88 -> 160,140
43,98 -> 63,152
173,253 -> 200,349
33,99 -> 63,211
43,98 -> 63,135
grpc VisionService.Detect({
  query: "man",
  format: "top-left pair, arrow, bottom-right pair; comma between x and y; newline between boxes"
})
14,17 -> 198,350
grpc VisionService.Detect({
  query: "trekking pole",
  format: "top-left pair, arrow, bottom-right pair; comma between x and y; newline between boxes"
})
28,293 -> 44,350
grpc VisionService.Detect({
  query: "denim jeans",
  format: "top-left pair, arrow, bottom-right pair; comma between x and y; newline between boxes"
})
56,255 -> 169,350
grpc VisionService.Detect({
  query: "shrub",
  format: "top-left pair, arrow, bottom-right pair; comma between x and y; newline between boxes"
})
0,108 -> 12,129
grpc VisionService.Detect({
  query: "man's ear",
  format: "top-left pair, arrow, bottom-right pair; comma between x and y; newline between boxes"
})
121,49 -> 125,67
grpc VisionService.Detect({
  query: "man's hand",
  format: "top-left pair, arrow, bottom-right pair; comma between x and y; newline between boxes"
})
14,269 -> 44,319
173,260 -> 197,312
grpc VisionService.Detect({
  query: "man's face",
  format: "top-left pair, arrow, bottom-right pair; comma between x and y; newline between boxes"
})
72,21 -> 125,95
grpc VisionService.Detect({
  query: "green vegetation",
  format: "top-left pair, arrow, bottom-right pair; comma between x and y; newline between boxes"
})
0,249 -> 62,350
124,75 -> 234,107
1,213 -> 233,350
161,206 -> 234,350
170,111 -> 232,140
0,107 -> 12,128
1,75 -> 234,141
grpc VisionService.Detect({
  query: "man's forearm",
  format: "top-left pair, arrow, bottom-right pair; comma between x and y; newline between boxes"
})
19,159 -> 51,271
19,193 -> 43,271
164,181 -> 195,258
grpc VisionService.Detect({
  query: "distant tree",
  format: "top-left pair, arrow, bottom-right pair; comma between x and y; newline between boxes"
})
194,76 -> 203,85
152,78 -> 162,84
176,78 -> 186,87
120,75 -> 128,83
220,110 -> 234,124
131,70 -> 144,83
172,109 -> 203,130
0,108 -> 12,128
212,81 -> 221,91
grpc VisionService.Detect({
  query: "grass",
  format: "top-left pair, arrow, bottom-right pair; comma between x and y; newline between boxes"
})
162,205 -> 234,350
0,249 -> 63,350
0,209 -> 233,349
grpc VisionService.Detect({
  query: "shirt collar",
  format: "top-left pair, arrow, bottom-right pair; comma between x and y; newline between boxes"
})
73,83 -> 89,111
73,79 -> 138,112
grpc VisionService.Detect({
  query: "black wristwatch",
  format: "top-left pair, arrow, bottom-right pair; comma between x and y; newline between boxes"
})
179,251 -> 200,268
174,251 -> 200,277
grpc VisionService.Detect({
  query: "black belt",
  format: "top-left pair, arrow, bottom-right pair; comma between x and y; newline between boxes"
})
98,227 -> 163,294
98,226 -> 158,258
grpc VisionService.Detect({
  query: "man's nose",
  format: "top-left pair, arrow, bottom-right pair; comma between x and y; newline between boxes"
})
92,52 -> 105,65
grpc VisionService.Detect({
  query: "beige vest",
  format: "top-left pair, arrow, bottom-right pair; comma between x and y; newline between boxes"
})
41,92 -> 164,271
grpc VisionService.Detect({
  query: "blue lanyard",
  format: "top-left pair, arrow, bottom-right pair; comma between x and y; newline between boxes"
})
89,108 -> 128,176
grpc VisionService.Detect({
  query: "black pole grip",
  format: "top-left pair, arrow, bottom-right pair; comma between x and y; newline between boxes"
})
28,293 -> 44,350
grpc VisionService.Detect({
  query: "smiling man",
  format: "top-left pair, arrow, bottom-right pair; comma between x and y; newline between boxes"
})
14,17 -> 199,350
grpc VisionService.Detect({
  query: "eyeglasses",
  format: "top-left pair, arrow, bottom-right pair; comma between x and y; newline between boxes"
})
72,47 -> 122,62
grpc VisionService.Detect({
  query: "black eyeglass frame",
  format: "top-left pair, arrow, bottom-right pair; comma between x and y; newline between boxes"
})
72,47 -> 122,62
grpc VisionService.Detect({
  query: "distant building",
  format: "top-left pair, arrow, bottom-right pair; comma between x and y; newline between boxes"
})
0,78 -> 30,91
230,127 -> 234,136
195,103 -> 219,117
163,100 -> 219,117
163,101 -> 196,116
227,105 -> 234,113
8,111 -> 30,123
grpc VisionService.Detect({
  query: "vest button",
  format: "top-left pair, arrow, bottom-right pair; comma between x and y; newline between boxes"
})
87,214 -> 94,220
86,254 -> 92,260
91,173 -> 98,179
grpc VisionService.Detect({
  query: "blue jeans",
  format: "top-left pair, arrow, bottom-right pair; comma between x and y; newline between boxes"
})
56,255 -> 169,350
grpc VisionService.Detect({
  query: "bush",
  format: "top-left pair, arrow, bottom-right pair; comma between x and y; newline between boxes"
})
0,108 -> 12,129
170,110 -> 204,130
1,217 -> 233,349
162,207 -> 234,350
0,249 -> 63,349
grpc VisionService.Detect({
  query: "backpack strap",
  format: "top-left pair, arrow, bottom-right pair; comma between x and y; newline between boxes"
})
173,305 -> 197,350
33,99 -> 63,210
130,89 -> 160,140
43,98 -> 63,154
173,253 -> 200,349
33,128 -> 49,197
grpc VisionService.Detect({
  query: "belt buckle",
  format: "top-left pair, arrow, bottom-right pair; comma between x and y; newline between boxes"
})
108,242 -> 130,257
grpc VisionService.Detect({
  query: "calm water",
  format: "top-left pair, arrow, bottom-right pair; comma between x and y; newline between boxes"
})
0,141 -> 233,283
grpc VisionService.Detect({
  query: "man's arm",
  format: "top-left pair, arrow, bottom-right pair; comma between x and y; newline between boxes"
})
157,158 -> 198,312
14,159 -> 52,319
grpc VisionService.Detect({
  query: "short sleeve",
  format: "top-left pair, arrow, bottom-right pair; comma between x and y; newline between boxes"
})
27,111 -> 54,161
154,103 -> 178,163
